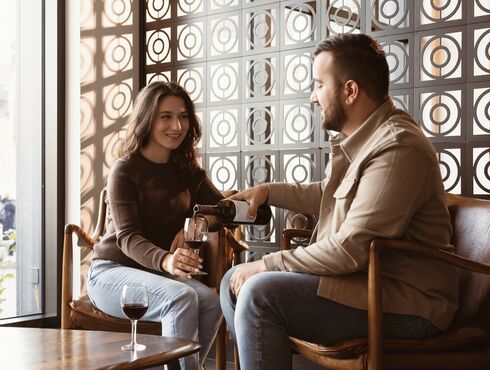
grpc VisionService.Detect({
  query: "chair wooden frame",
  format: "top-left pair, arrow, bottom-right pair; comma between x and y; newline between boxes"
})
281,193 -> 490,370
61,189 -> 247,370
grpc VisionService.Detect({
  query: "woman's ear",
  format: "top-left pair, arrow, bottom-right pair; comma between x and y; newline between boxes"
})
343,80 -> 359,105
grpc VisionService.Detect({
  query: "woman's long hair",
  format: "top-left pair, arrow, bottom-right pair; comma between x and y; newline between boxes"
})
119,81 -> 202,178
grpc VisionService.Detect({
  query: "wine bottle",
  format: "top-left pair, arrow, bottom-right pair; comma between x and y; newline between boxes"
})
193,199 -> 272,225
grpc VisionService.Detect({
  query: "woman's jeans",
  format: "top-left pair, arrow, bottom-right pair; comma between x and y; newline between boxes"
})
220,266 -> 440,370
87,259 -> 222,370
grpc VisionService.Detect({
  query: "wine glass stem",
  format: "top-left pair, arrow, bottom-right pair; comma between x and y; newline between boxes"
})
131,319 -> 138,347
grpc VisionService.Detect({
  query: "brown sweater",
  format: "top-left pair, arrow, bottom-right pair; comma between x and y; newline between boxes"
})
93,151 -> 223,272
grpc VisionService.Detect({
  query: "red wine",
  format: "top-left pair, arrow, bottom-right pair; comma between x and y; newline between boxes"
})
121,303 -> 148,320
193,199 -> 272,225
186,240 -> 206,250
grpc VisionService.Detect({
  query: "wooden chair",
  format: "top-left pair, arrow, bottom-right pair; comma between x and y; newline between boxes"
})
61,189 -> 247,370
281,193 -> 490,370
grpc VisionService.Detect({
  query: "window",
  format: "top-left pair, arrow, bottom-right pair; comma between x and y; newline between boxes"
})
0,0 -> 61,322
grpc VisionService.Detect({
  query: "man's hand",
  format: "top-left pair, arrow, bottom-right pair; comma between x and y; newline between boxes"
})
230,259 -> 267,296
162,248 -> 203,277
228,184 -> 269,220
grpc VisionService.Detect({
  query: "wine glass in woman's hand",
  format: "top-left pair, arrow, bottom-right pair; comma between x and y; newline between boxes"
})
184,216 -> 208,275
120,283 -> 148,351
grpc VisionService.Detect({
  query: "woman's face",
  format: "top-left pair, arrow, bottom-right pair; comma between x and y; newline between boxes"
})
146,95 -> 190,160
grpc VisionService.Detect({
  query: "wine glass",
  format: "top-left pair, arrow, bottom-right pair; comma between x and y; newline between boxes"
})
120,283 -> 149,351
184,216 -> 208,275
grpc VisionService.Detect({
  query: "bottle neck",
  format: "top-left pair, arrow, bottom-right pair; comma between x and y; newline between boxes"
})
193,204 -> 217,216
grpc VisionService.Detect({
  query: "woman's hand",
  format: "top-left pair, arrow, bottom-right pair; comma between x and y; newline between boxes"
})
228,184 -> 269,220
162,248 -> 203,277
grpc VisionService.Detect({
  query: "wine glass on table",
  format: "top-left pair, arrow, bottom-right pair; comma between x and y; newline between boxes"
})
120,283 -> 149,351
184,216 -> 208,275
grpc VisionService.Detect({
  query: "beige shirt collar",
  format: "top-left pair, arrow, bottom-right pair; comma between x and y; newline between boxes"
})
330,98 -> 398,163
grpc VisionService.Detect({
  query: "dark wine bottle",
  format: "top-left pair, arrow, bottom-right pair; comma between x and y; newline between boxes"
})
193,199 -> 272,225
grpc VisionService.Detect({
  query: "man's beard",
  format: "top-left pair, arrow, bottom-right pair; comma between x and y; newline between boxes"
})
321,88 -> 347,133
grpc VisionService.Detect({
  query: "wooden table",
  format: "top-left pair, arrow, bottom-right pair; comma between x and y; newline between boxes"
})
0,327 -> 200,369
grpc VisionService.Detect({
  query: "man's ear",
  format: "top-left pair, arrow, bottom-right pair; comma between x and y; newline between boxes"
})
343,80 -> 359,105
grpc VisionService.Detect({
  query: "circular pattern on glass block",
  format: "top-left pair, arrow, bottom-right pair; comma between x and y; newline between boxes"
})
475,29 -> 490,74
285,3 -> 316,42
104,131 -> 124,169
381,41 -> 409,84
372,0 -> 409,29
420,92 -> 460,137
421,0 -> 461,22
211,64 -> 238,101
474,148 -> 490,193
247,60 -> 275,97
147,0 -> 171,20
178,0 -> 203,15
148,72 -> 171,84
80,150 -> 94,191
326,0 -> 361,35
104,36 -> 132,73
147,30 -> 171,64
211,18 -> 239,55
284,105 -> 315,143
392,95 -> 409,111
285,54 -> 313,94
420,34 -> 461,80
104,0 -> 132,25
80,95 -> 94,139
285,210 -> 316,231
104,83 -> 132,121
210,157 -> 237,190
245,156 -> 275,186
284,155 -> 316,183
437,149 -> 460,192
178,68 -> 203,102
474,88 -> 490,134
246,221 -> 274,242
247,11 -> 276,48
212,0 -> 235,8
246,107 -> 275,145
80,40 -> 94,82
178,24 -> 203,59
476,0 -> 490,12
210,111 -> 237,147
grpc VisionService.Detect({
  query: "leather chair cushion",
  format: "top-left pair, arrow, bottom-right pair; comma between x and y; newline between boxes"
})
290,327 -> 488,359
70,294 -> 161,335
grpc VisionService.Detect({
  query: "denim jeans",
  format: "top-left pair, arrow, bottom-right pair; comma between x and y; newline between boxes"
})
220,266 -> 439,370
87,259 -> 222,370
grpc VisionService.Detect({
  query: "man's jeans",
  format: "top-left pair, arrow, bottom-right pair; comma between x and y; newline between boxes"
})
220,266 -> 439,370
87,259 -> 222,370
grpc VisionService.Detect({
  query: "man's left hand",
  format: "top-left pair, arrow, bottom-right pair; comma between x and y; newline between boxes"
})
230,259 -> 267,296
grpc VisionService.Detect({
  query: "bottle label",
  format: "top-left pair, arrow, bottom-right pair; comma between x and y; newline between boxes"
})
231,200 -> 256,223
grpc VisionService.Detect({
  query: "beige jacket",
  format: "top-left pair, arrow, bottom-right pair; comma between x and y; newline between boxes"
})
262,99 -> 458,330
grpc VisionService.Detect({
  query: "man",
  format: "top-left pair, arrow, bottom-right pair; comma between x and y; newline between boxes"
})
220,33 -> 458,370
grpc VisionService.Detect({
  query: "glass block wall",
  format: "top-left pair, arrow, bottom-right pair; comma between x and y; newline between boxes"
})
141,0 -> 490,256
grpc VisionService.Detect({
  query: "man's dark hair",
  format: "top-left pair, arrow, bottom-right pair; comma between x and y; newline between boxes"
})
313,34 -> 389,104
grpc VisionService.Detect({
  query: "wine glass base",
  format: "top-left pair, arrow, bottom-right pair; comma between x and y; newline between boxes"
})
121,343 -> 146,351
190,271 -> 208,275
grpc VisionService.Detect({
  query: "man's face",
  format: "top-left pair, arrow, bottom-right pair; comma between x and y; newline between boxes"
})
310,51 -> 347,133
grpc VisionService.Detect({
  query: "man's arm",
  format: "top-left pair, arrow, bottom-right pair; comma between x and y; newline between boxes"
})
263,144 -> 433,275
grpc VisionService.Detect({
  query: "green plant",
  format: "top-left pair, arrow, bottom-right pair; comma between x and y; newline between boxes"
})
0,272 -> 14,315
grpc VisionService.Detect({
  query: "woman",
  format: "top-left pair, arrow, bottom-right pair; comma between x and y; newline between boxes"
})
87,81 -> 223,370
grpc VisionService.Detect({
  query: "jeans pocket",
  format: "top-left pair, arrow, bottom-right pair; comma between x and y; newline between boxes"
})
88,259 -> 118,282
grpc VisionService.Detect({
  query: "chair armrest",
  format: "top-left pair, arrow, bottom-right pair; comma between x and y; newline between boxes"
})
371,238 -> 490,275
366,238 -> 490,369
281,228 -> 313,250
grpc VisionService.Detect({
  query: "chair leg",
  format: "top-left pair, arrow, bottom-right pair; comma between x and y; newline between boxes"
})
215,321 -> 227,370
233,344 -> 240,370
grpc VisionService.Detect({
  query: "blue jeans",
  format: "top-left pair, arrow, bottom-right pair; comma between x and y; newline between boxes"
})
220,266 -> 439,370
87,259 -> 222,370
